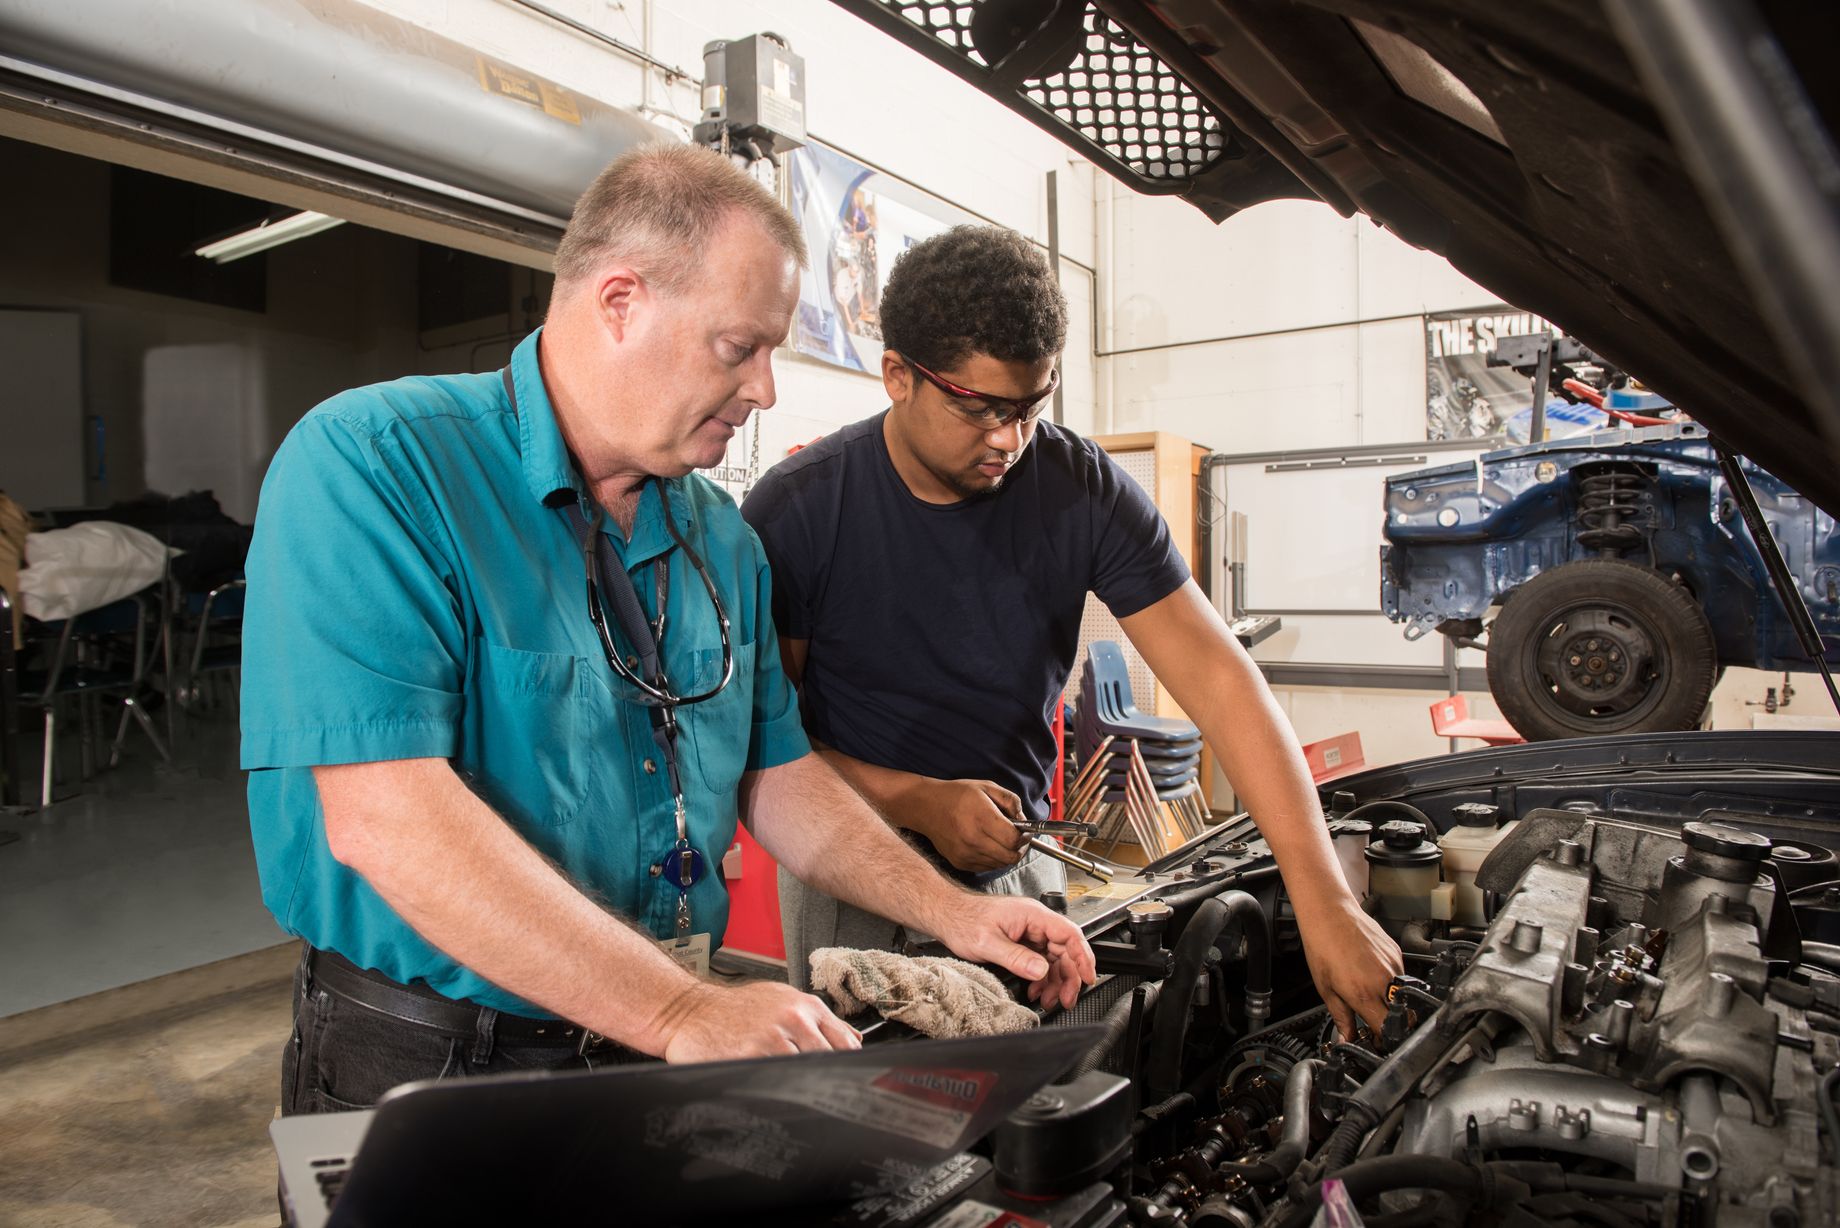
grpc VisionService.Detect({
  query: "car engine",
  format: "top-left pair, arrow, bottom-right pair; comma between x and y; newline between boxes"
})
954,795 -> 1840,1228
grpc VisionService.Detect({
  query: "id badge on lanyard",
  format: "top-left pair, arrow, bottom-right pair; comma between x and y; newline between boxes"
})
612,563 -> 709,942
503,367 -> 721,967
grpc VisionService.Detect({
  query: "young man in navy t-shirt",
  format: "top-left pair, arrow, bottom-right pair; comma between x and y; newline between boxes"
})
742,226 -> 1400,1038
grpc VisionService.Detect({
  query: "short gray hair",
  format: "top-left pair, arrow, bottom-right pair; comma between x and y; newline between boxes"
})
553,143 -> 807,295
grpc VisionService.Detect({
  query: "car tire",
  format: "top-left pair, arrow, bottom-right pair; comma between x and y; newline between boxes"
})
1487,559 -> 1718,741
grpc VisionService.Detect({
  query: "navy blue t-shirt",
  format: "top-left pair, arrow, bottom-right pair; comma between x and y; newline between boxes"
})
740,412 -> 1189,826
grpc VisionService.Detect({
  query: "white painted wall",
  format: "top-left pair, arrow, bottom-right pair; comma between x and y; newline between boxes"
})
23,0 -> 1726,770
1281,686 -> 1505,771
1097,190 -> 1498,452
357,0 -> 1104,468
1096,186 -> 1514,776
1111,187 -> 1839,776
1708,666 -> 1837,731
6,2 -> 1101,509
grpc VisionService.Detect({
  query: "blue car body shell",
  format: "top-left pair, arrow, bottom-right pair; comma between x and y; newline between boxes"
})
1379,423 -> 1840,671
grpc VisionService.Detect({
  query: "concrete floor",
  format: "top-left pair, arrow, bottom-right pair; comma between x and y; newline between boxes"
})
0,695 -> 294,1223
0,942 -> 788,1228
0,698 -> 791,1226
0,967 -> 292,1228
0,692 -> 291,1224
1,705 -> 285,1017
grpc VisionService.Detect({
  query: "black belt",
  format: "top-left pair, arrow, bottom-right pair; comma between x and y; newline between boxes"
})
306,947 -> 609,1050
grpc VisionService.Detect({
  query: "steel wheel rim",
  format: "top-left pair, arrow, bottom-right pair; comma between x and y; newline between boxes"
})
1528,601 -> 1667,724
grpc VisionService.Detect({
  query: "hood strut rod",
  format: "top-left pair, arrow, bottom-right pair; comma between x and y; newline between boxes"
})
1713,440 -> 1840,715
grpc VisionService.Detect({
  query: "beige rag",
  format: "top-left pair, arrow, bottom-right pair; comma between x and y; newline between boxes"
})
809,947 -> 1039,1039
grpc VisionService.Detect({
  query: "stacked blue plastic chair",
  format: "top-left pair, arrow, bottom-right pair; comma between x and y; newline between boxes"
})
1068,642 -> 1214,857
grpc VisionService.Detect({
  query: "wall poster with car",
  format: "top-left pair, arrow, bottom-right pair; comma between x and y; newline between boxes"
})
1425,308 -> 1600,445
784,142 -> 974,374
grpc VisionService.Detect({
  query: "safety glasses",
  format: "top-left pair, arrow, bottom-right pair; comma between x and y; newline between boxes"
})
902,353 -> 1059,430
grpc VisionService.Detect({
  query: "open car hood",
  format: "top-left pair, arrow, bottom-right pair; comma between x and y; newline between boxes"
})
832,1 -> 1840,516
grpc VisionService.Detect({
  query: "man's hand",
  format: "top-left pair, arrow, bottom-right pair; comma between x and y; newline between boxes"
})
933,894 -> 1097,1011
912,779 -> 1026,873
1295,896 -> 1403,1039
653,981 -> 862,1063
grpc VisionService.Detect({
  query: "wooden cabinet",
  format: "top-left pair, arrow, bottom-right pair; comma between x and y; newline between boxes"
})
1079,431 -> 1214,805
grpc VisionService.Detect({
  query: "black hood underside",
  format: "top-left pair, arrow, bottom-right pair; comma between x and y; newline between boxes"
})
833,0 -> 1840,515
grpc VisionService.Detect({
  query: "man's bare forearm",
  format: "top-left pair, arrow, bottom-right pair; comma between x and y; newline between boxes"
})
1122,585 -> 1352,913
742,752 -> 965,934
1122,583 -> 1400,1033
1190,673 -> 1350,912
313,759 -> 704,1054
809,740 -> 936,835
1187,674 -> 1348,909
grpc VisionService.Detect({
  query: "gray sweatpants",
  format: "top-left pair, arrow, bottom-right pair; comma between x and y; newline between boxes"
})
778,847 -> 1068,990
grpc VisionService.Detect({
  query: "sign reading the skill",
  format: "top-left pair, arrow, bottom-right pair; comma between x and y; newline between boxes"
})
1425,309 -> 1597,444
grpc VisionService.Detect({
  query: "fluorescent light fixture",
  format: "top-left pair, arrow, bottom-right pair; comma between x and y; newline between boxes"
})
195,210 -> 346,262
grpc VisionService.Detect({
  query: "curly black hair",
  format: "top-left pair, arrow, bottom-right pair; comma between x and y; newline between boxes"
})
878,225 -> 1067,372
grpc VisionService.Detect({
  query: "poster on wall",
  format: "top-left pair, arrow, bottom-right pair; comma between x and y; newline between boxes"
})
785,143 -> 973,374
1425,309 -> 1600,444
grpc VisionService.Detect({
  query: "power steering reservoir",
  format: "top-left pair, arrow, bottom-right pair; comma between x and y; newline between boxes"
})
1366,820 -> 1444,920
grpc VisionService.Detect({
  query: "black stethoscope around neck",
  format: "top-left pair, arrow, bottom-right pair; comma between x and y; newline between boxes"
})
502,367 -> 733,929
568,486 -> 735,714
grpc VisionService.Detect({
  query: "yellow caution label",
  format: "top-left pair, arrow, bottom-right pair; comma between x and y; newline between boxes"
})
476,56 -> 582,126
538,79 -> 582,124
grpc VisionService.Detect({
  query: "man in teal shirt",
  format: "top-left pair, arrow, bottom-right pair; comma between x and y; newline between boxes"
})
243,145 -> 1094,1114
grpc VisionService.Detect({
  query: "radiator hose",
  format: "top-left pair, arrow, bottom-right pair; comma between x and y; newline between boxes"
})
1144,890 -> 1270,1103
1218,1057 -> 1322,1186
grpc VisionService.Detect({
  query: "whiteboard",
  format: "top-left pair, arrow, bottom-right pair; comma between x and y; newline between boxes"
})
1218,445 -> 1489,613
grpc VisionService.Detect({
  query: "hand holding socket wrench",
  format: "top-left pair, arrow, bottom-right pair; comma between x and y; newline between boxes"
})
1014,823 -> 1119,883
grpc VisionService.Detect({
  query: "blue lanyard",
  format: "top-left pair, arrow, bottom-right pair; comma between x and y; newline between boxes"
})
500,368 -> 708,931
562,499 -> 681,793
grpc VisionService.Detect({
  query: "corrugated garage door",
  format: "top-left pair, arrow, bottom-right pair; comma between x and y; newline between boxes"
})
0,0 -> 671,267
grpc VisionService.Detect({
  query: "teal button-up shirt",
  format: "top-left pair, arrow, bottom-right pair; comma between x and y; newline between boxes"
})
242,329 -> 809,1015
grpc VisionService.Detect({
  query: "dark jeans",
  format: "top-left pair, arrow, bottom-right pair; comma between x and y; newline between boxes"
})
280,947 -> 639,1116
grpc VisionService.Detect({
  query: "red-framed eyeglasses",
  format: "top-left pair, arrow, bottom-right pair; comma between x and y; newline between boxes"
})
902,353 -> 1060,430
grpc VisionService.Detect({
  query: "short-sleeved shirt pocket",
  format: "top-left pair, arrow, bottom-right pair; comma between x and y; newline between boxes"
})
470,638 -> 585,826
687,641 -> 755,793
